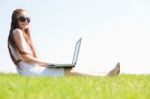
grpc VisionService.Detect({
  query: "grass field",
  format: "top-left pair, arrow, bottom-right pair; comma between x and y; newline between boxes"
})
0,73 -> 150,99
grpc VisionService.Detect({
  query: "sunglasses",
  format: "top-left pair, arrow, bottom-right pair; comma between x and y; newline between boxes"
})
18,16 -> 31,23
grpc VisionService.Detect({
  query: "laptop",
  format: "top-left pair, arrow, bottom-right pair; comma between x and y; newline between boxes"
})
47,38 -> 82,68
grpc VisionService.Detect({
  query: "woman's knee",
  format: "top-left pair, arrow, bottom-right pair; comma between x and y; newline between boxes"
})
64,67 -> 74,76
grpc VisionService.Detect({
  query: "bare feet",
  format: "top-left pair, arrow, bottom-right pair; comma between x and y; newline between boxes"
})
106,62 -> 120,77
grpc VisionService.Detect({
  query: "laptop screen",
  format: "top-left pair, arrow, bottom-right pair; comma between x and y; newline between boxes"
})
72,38 -> 82,65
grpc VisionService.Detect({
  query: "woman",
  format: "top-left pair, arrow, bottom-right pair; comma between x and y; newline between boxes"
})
8,8 -> 120,76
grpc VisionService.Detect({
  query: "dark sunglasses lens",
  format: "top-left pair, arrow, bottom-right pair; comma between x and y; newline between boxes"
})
18,17 -> 26,22
18,17 -> 30,23
27,17 -> 31,23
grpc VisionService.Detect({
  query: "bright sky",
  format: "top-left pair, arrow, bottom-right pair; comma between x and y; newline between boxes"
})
1,0 -> 150,74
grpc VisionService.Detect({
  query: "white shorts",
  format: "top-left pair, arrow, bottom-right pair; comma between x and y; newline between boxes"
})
16,61 -> 64,76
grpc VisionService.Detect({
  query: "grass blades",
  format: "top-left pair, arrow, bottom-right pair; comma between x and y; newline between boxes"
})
0,74 -> 150,99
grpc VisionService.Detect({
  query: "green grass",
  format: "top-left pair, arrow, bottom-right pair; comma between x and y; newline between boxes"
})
0,74 -> 150,99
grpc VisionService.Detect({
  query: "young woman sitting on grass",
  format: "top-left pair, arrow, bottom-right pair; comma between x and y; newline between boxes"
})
8,8 -> 120,76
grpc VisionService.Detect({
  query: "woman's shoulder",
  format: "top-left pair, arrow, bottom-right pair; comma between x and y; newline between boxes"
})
13,28 -> 23,35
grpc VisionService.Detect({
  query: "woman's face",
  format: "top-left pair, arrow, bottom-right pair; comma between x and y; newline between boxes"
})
17,11 -> 30,30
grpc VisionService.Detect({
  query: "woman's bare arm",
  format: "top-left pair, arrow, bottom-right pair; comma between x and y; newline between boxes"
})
13,29 -> 50,66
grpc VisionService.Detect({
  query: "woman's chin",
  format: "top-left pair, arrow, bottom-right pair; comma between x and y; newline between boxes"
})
25,26 -> 29,29
21,26 -> 29,30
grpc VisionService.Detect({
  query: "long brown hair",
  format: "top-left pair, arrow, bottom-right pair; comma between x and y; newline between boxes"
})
8,9 -> 37,66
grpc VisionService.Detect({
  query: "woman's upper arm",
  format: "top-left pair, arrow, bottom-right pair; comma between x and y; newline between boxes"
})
12,29 -> 49,66
13,29 -> 29,54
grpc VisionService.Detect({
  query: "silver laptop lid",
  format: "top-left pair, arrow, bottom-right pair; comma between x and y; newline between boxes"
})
72,38 -> 82,65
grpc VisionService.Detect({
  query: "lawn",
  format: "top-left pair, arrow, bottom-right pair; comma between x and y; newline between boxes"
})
0,73 -> 150,99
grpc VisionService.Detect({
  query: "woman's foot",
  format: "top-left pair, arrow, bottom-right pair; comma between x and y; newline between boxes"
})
106,62 -> 120,77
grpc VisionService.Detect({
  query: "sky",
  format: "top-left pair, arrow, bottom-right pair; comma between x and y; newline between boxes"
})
0,0 -> 150,74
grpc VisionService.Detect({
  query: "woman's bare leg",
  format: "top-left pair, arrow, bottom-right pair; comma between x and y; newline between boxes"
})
64,68 -> 106,76
64,62 -> 120,77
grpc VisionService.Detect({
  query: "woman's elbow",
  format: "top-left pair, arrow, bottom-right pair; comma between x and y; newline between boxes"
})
22,56 -> 34,64
23,59 -> 33,64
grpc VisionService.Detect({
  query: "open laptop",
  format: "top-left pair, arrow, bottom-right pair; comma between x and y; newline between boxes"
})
47,38 -> 82,68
